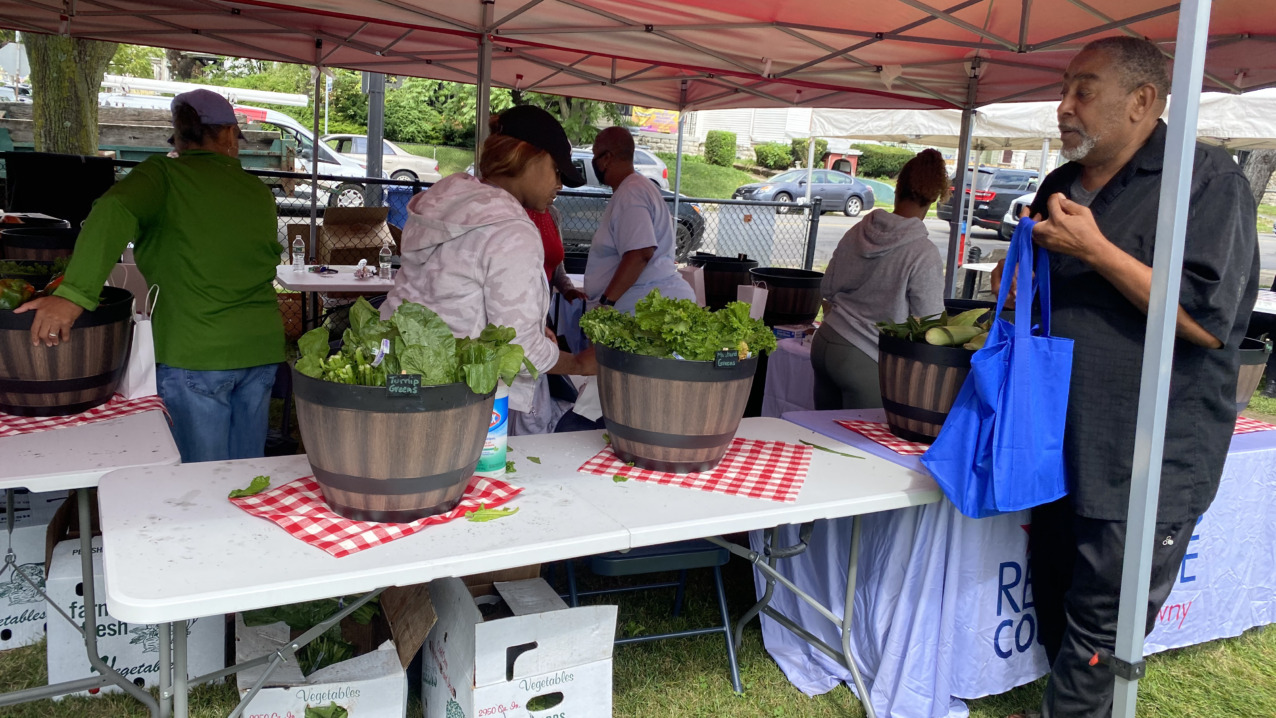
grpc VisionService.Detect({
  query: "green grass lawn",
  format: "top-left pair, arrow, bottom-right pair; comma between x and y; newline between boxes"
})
396,144 -> 475,176
656,152 -> 767,199
1259,203 -> 1276,236
2,552 -> 1273,717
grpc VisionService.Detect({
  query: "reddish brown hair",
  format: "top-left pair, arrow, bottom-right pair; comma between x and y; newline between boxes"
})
478,133 -> 548,180
895,148 -> 952,206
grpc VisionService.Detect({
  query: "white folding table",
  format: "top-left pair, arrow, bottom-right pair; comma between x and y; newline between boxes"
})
273,264 -> 394,331
0,410 -> 180,715
98,417 -> 940,718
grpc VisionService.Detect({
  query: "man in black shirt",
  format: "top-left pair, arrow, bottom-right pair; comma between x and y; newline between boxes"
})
995,36 -> 1259,717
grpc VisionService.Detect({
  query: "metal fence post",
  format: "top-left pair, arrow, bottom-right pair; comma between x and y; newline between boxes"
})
803,198 -> 822,270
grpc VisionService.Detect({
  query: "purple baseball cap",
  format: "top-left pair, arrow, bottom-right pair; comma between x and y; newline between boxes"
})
171,89 -> 245,137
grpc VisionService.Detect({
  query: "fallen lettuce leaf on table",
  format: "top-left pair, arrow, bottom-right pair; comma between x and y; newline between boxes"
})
527,456 -> 542,464
799,439 -> 864,460
465,503 -> 519,522
228,475 -> 270,498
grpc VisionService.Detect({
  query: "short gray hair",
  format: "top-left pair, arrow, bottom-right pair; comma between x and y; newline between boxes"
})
1081,36 -> 1170,100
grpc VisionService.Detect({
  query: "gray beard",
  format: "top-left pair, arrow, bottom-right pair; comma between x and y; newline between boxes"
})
1061,132 -> 1099,162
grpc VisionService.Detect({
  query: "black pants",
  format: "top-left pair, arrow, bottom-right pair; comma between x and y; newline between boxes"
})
1029,499 -> 1196,718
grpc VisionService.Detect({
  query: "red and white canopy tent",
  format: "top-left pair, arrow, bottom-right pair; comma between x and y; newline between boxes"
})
3,2 -> 1275,717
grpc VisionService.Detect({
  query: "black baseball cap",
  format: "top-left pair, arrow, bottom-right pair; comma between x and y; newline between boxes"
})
491,105 -> 586,188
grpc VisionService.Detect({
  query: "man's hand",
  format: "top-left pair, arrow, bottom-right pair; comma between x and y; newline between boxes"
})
1032,193 -> 1109,262
14,295 -> 85,347
990,259 -> 1017,308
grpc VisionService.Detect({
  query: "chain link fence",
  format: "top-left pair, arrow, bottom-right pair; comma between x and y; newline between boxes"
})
1,159 -> 822,339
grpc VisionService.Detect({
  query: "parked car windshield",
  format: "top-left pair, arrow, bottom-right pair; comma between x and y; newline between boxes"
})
772,170 -> 807,183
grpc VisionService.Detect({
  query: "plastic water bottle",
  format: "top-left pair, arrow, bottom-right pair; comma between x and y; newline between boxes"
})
291,233 -> 305,272
475,385 -> 509,478
378,242 -> 392,278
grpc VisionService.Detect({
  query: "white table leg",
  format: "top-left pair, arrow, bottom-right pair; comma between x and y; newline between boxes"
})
174,622 -> 188,718
158,622 -> 172,718
75,490 -> 163,715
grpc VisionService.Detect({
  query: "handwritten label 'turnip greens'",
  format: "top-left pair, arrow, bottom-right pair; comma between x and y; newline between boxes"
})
386,374 -> 422,396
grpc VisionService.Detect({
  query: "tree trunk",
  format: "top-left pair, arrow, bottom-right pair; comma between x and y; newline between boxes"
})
25,34 -> 118,155
1240,149 -> 1276,208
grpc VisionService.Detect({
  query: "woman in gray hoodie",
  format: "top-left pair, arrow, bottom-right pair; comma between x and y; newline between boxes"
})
812,149 -> 951,409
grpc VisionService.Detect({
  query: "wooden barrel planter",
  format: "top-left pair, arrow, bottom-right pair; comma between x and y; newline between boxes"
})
689,255 -> 758,310
0,227 -> 78,261
877,333 -> 972,444
595,345 -> 757,473
292,368 -> 495,522
0,286 -> 133,417
1236,337 -> 1271,413
748,267 -> 823,325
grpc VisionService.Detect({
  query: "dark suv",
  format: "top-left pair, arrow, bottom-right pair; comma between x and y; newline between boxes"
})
937,167 -> 1039,235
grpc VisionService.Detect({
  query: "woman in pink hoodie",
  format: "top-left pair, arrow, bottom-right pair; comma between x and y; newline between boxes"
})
812,149 -> 952,410
383,106 -> 597,432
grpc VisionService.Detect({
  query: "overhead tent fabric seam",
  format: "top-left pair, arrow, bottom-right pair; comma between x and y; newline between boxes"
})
2,1 -> 1274,111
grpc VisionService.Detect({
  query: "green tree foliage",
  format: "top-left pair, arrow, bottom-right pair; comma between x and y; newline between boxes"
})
108,44 -> 164,78
789,138 -> 829,167
511,90 -> 626,146
851,143 -> 916,178
704,130 -> 737,167
753,142 -> 791,170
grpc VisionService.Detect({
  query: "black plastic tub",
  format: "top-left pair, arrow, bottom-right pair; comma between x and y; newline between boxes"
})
748,267 -> 823,325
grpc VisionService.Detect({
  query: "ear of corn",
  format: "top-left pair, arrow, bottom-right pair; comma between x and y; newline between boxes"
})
963,331 -> 989,351
948,308 -> 987,327
925,325 -> 983,346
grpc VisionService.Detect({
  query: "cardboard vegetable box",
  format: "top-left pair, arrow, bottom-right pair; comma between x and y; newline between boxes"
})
235,583 -> 436,718
422,577 -> 617,718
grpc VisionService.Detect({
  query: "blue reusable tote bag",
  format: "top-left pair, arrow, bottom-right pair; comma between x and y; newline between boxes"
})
920,218 -> 1074,518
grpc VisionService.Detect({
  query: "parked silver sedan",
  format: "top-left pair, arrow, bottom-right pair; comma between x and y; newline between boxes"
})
322,134 -> 443,183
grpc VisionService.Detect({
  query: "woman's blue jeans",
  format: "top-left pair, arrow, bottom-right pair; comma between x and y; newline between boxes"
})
156,363 -> 277,463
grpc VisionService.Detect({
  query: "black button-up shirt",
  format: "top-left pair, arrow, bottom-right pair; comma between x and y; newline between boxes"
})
1029,121 -> 1259,522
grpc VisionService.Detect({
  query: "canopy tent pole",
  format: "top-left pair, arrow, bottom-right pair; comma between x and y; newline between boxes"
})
1112,0 -> 1212,715
309,39 -> 321,261
475,1 -> 495,168
673,112 -> 685,230
366,72 -> 386,207
1039,137 -> 1051,177
803,129 -> 816,207
673,80 -> 687,233
944,107 -> 976,296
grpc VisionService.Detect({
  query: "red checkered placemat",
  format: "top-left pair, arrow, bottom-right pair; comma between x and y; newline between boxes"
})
229,475 -> 522,558
1235,416 -> 1276,435
578,438 -> 811,503
835,419 -> 929,456
0,394 -> 166,438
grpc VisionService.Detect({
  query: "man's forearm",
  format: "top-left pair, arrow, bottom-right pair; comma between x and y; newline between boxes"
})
601,248 -> 653,302
1086,238 -> 1223,348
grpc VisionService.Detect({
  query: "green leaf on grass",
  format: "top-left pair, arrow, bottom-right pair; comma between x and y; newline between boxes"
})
799,439 -> 864,459
228,475 -> 270,499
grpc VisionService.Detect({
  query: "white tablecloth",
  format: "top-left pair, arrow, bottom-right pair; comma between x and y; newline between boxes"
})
761,337 -> 814,418
758,409 -> 1276,718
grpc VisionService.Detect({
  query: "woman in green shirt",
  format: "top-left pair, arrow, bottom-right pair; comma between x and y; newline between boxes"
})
18,89 -> 284,462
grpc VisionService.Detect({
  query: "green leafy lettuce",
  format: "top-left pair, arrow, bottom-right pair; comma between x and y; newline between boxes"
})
295,297 -> 537,395
580,289 -> 777,361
